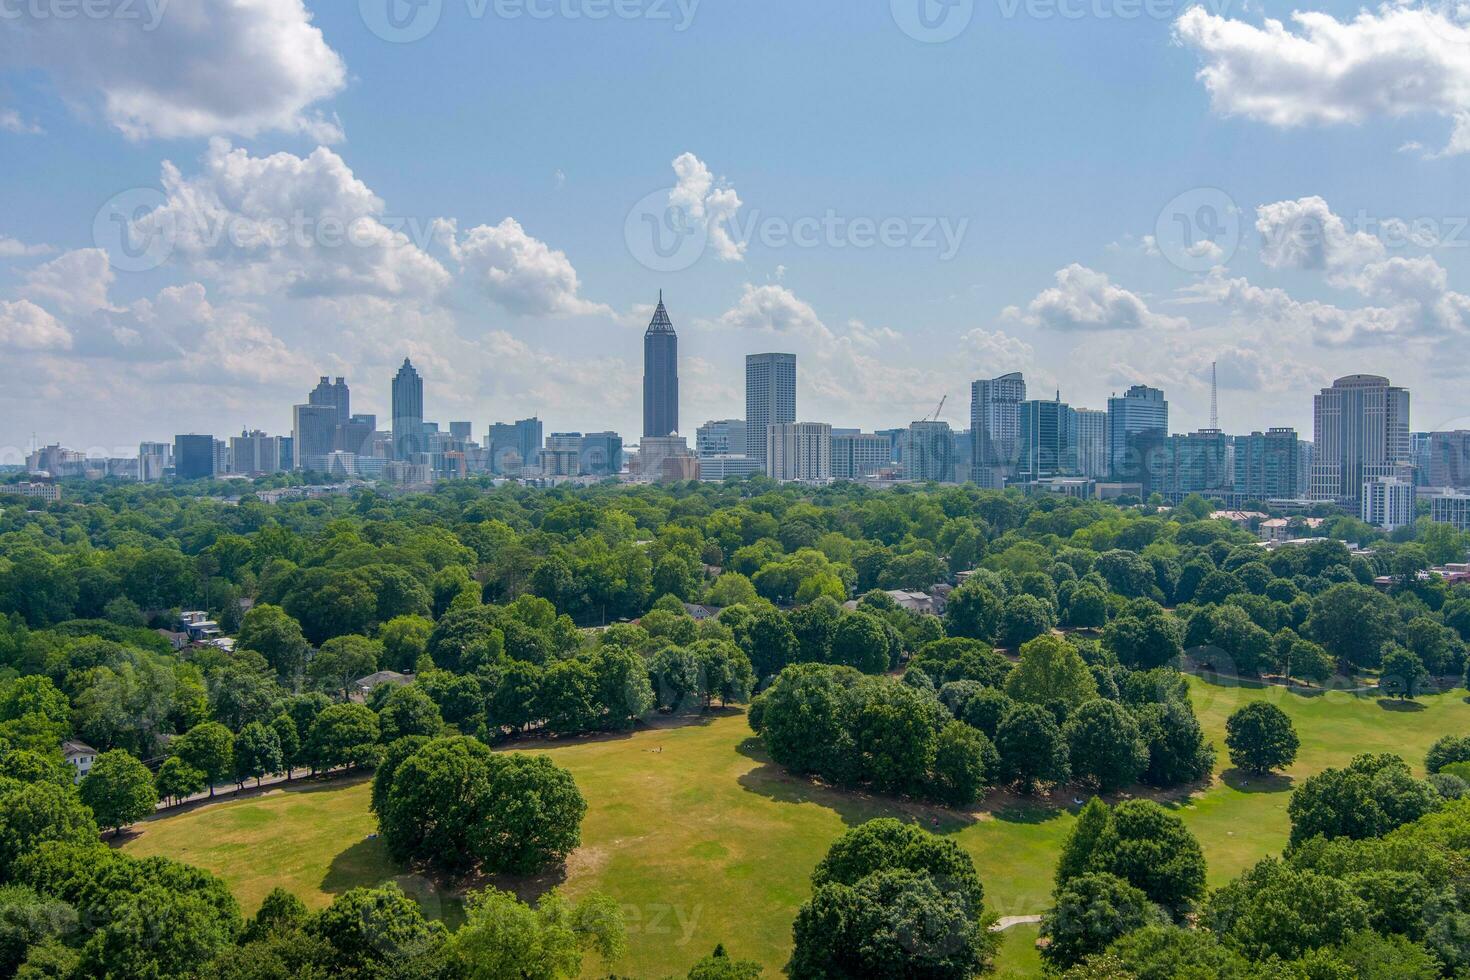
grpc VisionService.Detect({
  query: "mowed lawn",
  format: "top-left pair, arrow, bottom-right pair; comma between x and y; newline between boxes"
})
124,677 -> 1470,977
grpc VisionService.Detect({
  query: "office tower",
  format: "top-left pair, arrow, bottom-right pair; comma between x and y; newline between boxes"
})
308,376 -> 351,426
1162,429 -> 1232,497
339,414 -> 377,457
138,441 -> 171,482
643,293 -> 679,438
638,435 -> 694,482
1363,477 -> 1416,530
1309,375 -> 1410,506
1412,432 -> 1433,486
213,439 -> 228,475
546,432 -> 583,452
1074,408 -> 1108,479
1234,428 -> 1301,500
766,422 -> 831,482
173,434 -> 215,480
970,373 -> 1026,487
450,421 -> 473,444
392,358 -> 425,461
292,404 -> 338,469
699,456 -> 762,481
581,432 -> 623,477
542,433 -> 583,477
952,428 -> 972,482
1431,494 -> 1470,531
832,432 -> 893,480
746,353 -> 797,471
696,419 -> 747,458
1018,398 -> 1077,482
1427,431 -> 1470,489
486,417 -> 543,475
1107,385 -> 1169,492
230,430 -> 283,475
902,420 -> 955,482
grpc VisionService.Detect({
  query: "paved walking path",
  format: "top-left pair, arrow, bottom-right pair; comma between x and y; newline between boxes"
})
990,915 -> 1042,932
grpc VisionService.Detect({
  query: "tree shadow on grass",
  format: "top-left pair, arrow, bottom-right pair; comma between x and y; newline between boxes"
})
1220,768 -> 1294,794
736,760 -> 978,832
1376,698 -> 1427,712
502,708 -> 737,752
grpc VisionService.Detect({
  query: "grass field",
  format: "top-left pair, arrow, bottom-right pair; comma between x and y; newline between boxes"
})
123,675 -> 1470,976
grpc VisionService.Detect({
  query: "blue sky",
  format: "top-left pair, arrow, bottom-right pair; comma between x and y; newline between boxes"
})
2,0 -> 1470,456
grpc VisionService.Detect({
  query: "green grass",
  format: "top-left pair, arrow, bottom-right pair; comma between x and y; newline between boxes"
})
124,680 -> 1470,977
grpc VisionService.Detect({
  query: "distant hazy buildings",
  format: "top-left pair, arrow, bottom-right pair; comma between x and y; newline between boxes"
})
639,435 -> 694,483
1162,428 -> 1231,497
173,434 -> 215,480
580,432 -> 624,477
902,421 -> 955,482
1427,431 -> 1470,489
1431,493 -> 1470,531
1310,374 -> 1410,507
487,417 -> 542,474
767,422 -> 831,482
392,358 -> 425,461
309,376 -> 350,426
1234,428 -> 1301,500
747,353 -> 797,472
970,373 -> 1026,488
696,419 -> 746,458
833,432 -> 892,480
643,294 -> 679,439
138,441 -> 171,482
1074,408 -> 1108,480
1108,385 -> 1168,494
699,455 -> 761,481
292,403 -> 338,470
230,430 -> 284,475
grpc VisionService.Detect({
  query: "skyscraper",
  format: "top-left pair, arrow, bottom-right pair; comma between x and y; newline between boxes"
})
392,358 -> 425,461
1309,375 -> 1410,506
1074,408 -> 1108,479
310,376 -> 350,426
696,419 -> 747,458
970,373 -> 1026,487
173,434 -> 215,481
902,421 -> 955,482
767,423 -> 831,482
1018,398 -> 1077,482
746,353 -> 797,472
643,293 -> 679,438
293,404 -> 338,470
1234,428 -> 1301,500
1108,385 -> 1169,493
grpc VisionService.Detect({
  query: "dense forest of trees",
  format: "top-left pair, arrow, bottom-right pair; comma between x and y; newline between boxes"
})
2,474 -> 1470,975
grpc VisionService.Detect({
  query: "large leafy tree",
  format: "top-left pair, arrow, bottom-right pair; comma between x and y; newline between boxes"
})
1041,872 -> 1166,969
79,750 -> 158,835
1287,754 -> 1438,845
1064,699 -> 1149,792
235,604 -> 310,684
1004,635 -> 1098,708
1224,702 -> 1299,774
994,702 -> 1071,793
304,703 -> 381,773
449,887 -> 625,979
171,722 -> 235,796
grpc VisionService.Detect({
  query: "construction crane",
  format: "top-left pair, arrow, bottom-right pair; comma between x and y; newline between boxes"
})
926,395 -> 947,423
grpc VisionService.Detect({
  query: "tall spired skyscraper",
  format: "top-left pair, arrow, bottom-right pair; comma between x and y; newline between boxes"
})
643,292 -> 679,438
392,358 -> 424,461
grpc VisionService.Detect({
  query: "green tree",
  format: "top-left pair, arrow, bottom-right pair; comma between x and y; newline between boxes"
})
687,944 -> 764,980
303,884 -> 446,976
379,614 -> 433,672
1426,734 -> 1470,774
1379,646 -> 1431,700
449,887 -> 625,979
236,604 -> 310,684
1041,872 -> 1166,969
999,593 -> 1056,648
155,756 -> 206,805
995,702 -> 1071,793
172,722 -> 235,796
829,612 -> 890,674
930,720 -> 999,806
0,782 -> 98,879
0,675 -> 71,752
1058,799 -> 1206,918
1224,702 -> 1299,774
1103,614 -> 1184,670
306,635 -> 382,701
304,703 -> 381,772
944,580 -> 1004,642
1307,583 -> 1398,671
1288,754 -> 1438,845
1005,635 -> 1098,708
376,685 -> 444,742
1064,699 -> 1149,792
1205,858 -> 1369,961
232,721 -> 283,786
78,749 -> 158,835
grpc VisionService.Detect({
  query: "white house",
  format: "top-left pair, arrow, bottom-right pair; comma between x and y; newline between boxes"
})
61,739 -> 97,784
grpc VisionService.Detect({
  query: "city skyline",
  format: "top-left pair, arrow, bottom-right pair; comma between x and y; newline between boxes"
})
5,4 -> 1470,452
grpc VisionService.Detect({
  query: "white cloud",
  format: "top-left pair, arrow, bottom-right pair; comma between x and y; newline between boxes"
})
1255,196 -> 1385,273
23,249 -> 118,315
0,0 -> 346,141
0,109 -> 41,134
669,152 -> 745,262
716,284 -> 833,342
136,140 -> 450,299
961,328 -> 1035,374
451,217 -> 610,318
1176,4 -> 1470,156
0,236 -> 54,258
0,300 -> 72,350
1004,264 -> 1188,332
846,318 -> 901,349
1184,266 -> 1422,346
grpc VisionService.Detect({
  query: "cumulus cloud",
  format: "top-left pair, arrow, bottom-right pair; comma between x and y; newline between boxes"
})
845,318 -> 901,349
1004,264 -> 1187,332
669,152 -> 745,262
23,249 -> 118,315
716,284 -> 834,342
0,300 -> 72,350
0,109 -> 41,134
0,236 -> 54,258
0,0 -> 346,141
449,218 -> 611,318
1184,266 -> 1428,346
1176,4 -> 1470,156
134,140 -> 450,299
961,328 -> 1035,374
1255,196 -> 1385,274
